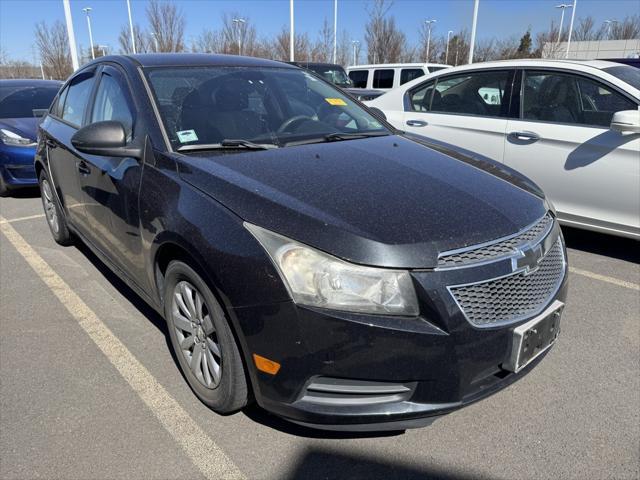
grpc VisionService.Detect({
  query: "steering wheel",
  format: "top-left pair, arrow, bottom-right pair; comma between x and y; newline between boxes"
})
277,115 -> 315,133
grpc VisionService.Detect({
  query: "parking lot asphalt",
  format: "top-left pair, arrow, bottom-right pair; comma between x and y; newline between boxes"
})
1,190 -> 638,480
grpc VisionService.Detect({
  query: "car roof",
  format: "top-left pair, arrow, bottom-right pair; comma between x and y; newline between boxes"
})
112,53 -> 298,69
0,79 -> 62,86
348,63 -> 450,69
289,62 -> 344,68
432,58 -> 622,73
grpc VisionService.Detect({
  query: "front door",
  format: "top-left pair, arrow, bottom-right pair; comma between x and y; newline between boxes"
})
504,69 -> 640,235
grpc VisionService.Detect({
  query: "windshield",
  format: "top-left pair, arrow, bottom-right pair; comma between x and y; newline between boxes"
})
603,65 -> 640,91
306,65 -> 353,87
0,85 -> 59,119
145,66 -> 386,150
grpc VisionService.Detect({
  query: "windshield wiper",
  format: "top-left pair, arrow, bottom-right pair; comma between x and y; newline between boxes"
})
283,131 -> 390,147
177,139 -> 279,152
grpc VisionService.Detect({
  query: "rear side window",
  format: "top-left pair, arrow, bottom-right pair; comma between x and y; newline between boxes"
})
349,70 -> 368,88
409,81 -> 435,112
61,73 -> 96,127
373,69 -> 394,89
400,69 -> 424,85
91,73 -> 134,139
51,86 -> 68,117
430,70 -> 510,117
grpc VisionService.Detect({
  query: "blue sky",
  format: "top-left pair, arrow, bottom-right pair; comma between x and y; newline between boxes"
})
1,0 -> 638,61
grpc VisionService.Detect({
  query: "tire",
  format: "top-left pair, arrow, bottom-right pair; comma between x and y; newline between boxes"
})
38,170 -> 72,246
164,261 -> 248,413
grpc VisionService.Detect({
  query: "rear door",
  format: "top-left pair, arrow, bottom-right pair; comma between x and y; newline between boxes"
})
402,69 -> 516,161
504,69 -> 640,235
43,69 -> 97,234
79,65 -> 145,276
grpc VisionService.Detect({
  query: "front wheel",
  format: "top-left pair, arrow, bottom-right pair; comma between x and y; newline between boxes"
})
39,170 -> 72,245
164,261 -> 248,413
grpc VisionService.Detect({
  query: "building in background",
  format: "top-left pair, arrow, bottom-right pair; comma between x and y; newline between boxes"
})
543,39 -> 640,60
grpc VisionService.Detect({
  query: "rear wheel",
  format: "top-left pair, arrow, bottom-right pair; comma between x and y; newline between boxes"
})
164,261 -> 248,413
39,170 -> 72,245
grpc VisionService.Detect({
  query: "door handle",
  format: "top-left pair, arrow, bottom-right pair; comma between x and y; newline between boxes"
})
77,161 -> 91,176
406,119 -> 428,127
509,131 -> 540,141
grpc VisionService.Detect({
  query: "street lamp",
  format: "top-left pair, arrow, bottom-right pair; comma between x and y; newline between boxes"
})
445,30 -> 453,65
555,4 -> 572,44
424,19 -> 436,62
604,19 -> 618,39
232,18 -> 246,56
333,0 -> 338,64
351,40 -> 359,66
565,0 -> 577,58
82,7 -> 95,60
468,0 -> 479,64
126,0 -> 136,54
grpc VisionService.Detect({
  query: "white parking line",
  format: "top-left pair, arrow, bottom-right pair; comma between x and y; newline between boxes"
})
569,266 -> 639,291
0,213 -> 45,224
0,216 -> 245,480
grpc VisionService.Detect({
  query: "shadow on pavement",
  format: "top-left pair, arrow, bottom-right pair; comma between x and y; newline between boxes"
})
561,226 -> 639,264
4,186 -> 41,198
283,447 -> 485,480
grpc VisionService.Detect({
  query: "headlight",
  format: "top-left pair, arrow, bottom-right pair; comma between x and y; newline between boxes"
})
245,223 -> 419,316
0,128 -> 36,147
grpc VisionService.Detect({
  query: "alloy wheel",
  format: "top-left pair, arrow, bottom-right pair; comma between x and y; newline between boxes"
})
41,179 -> 59,234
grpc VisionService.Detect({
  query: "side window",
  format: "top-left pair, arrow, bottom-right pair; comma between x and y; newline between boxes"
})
400,69 -> 424,85
431,71 -> 510,117
91,73 -> 134,139
51,86 -> 68,117
349,70 -> 368,88
521,71 -> 636,127
373,69 -> 394,89
61,73 -> 96,127
409,80 -> 436,112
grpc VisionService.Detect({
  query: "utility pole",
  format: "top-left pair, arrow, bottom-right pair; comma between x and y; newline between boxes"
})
82,7 -> 95,60
126,0 -> 136,54
333,0 -> 337,64
468,0 -> 479,64
351,40 -> 359,66
62,0 -> 79,70
424,19 -> 436,62
565,0 -> 577,58
289,0 -> 294,61
445,30 -> 453,64
233,18 -> 245,55
555,4 -> 572,44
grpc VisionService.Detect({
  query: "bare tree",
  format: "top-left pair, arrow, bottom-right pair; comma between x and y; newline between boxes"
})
219,12 -> 259,56
573,16 -> 603,41
118,24 -> 151,54
609,14 -> 640,40
192,29 -> 223,53
365,0 -> 406,63
146,0 -> 185,52
34,21 -> 72,80
271,27 -> 312,61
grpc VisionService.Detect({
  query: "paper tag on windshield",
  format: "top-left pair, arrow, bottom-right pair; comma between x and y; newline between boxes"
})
177,129 -> 198,143
325,98 -> 347,106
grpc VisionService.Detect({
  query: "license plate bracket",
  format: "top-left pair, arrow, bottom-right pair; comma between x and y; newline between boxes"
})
504,300 -> 564,373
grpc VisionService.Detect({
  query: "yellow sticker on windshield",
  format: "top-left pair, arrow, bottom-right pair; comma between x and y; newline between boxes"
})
325,98 -> 347,106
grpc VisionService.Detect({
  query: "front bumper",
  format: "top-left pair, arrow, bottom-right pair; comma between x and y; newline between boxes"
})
0,145 -> 38,188
232,266 -> 568,431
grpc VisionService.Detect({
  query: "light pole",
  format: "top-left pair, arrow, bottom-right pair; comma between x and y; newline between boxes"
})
232,18 -> 246,55
555,4 -> 572,44
150,32 -> 159,52
351,40 -> 359,66
424,19 -> 436,62
604,19 -> 618,39
82,7 -> 95,60
99,45 -> 108,57
126,0 -> 136,54
289,0 -> 294,61
565,0 -> 577,58
62,0 -> 79,70
468,0 -> 479,64
445,30 -> 453,64
333,0 -> 337,64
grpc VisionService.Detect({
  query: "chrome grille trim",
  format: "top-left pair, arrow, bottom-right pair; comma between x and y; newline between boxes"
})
437,213 -> 554,269
447,237 -> 566,328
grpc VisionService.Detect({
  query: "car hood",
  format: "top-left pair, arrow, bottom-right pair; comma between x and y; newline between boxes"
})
0,117 -> 39,141
175,134 -> 547,269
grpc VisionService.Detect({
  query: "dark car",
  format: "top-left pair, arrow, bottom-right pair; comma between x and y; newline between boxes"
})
289,61 -> 384,101
0,79 -> 62,195
36,54 -> 567,431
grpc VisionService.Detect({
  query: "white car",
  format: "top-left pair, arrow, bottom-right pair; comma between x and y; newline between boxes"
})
347,63 -> 450,91
367,59 -> 640,239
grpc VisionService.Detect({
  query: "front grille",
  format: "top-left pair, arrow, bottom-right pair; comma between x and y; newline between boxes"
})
449,238 -> 565,327
438,214 -> 553,268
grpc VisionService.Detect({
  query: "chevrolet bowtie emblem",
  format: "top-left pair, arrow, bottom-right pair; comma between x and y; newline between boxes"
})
512,243 -> 544,275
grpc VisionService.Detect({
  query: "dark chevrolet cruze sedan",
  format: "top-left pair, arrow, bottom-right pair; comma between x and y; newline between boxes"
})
36,54 -> 567,431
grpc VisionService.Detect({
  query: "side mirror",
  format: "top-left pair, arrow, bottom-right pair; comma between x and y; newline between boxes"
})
71,121 -> 141,158
610,110 -> 640,134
